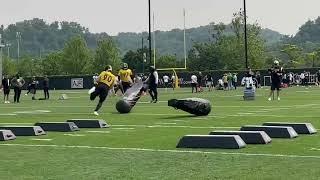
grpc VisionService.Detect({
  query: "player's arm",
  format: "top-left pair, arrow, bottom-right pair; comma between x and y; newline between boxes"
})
154,71 -> 159,85
129,69 -> 134,83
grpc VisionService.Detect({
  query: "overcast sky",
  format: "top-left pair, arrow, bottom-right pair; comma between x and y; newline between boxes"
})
0,0 -> 319,36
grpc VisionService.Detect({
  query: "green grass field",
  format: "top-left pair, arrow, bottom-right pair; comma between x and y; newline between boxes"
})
0,87 -> 320,180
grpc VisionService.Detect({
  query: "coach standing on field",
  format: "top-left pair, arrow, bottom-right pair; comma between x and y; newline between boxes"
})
146,66 -> 159,103
268,60 -> 284,101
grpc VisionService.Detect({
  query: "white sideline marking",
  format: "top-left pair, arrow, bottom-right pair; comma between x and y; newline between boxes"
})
0,113 -> 17,116
86,131 -> 111,134
172,120 -> 187,122
1,143 -> 320,159
13,110 -> 51,114
63,134 -> 85,137
237,113 -> 254,115
0,123 -> 32,125
112,128 -> 135,130
30,138 -> 53,141
155,123 -> 177,125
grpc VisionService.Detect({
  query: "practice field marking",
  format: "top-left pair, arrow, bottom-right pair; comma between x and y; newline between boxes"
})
63,134 -> 85,137
0,113 -> 17,116
1,143 -> 320,159
171,120 -> 187,122
0,123 -> 32,125
237,113 -> 254,115
155,123 -> 177,125
30,138 -> 53,141
112,128 -> 135,130
86,131 -> 111,134
13,110 -> 51,114
112,124 -> 239,129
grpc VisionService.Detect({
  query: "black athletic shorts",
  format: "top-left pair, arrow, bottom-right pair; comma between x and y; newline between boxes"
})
271,83 -> 281,91
191,83 -> 197,88
92,83 -> 109,102
3,88 -> 10,95
122,82 -> 131,93
164,82 -> 169,88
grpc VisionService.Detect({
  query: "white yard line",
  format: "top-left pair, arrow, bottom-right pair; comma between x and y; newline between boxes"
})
63,134 -> 86,137
86,131 -> 111,134
0,143 -> 320,159
112,128 -> 135,130
155,123 -> 177,125
0,123 -> 32,125
30,138 -> 53,141
111,124 -> 239,129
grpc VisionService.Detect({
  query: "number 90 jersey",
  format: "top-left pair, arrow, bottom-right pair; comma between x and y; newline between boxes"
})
118,69 -> 133,83
99,71 -> 116,88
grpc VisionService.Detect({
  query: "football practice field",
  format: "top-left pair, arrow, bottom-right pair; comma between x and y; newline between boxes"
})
0,87 -> 320,180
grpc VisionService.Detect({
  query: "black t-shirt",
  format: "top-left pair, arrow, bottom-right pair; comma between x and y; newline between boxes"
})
270,66 -> 283,83
206,75 -> 212,81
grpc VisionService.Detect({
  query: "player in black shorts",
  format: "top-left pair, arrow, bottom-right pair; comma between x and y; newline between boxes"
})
1,75 -> 11,104
89,65 -> 116,116
268,60 -> 283,101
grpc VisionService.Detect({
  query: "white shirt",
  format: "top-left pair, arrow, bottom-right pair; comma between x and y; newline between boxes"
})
93,75 -> 99,83
218,79 -> 223,86
191,75 -> 197,83
171,76 -> 175,81
154,71 -> 159,85
300,73 -> 305,79
241,77 -> 254,89
163,75 -> 169,83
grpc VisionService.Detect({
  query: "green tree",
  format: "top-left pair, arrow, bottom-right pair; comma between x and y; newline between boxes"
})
94,38 -> 121,72
42,51 -> 64,75
62,36 -> 92,74
280,44 -> 304,68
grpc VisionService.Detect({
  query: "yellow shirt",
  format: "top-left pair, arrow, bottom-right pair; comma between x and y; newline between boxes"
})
118,69 -> 133,82
98,71 -> 116,87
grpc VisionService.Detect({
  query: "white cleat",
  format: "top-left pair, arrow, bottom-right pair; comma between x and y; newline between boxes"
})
268,97 -> 272,101
277,97 -> 280,101
93,111 -> 99,116
88,87 -> 96,95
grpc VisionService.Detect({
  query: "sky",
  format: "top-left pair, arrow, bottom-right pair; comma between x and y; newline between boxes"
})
0,0 -> 319,36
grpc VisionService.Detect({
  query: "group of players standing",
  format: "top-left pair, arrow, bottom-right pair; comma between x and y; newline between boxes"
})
89,63 -> 159,116
1,74 -> 50,103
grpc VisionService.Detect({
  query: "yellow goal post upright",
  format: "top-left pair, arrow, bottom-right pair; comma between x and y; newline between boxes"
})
153,8 -> 188,89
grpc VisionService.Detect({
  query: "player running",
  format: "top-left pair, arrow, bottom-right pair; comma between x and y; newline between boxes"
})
118,63 -> 133,94
89,65 -> 117,116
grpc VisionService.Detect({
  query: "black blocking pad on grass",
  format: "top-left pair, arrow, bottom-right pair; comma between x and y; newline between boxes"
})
240,125 -> 298,138
34,122 -> 79,132
210,131 -> 271,144
176,135 -> 246,149
262,122 -> 317,134
0,126 -> 46,136
66,119 -> 109,128
0,130 -> 16,141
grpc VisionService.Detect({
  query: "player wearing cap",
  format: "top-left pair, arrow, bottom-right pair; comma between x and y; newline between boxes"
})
268,60 -> 284,101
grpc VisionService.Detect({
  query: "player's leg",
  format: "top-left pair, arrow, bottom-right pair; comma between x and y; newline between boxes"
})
153,85 -> 158,102
276,85 -> 281,100
90,86 -> 100,101
17,88 -> 21,103
94,89 -> 108,114
148,85 -> 155,102
268,84 -> 275,101
13,88 -> 17,103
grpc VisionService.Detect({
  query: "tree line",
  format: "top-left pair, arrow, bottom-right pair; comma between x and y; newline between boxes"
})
2,12 -> 320,76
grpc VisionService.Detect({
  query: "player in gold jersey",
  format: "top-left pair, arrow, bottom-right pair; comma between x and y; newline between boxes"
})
89,65 -> 116,116
118,63 -> 133,93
